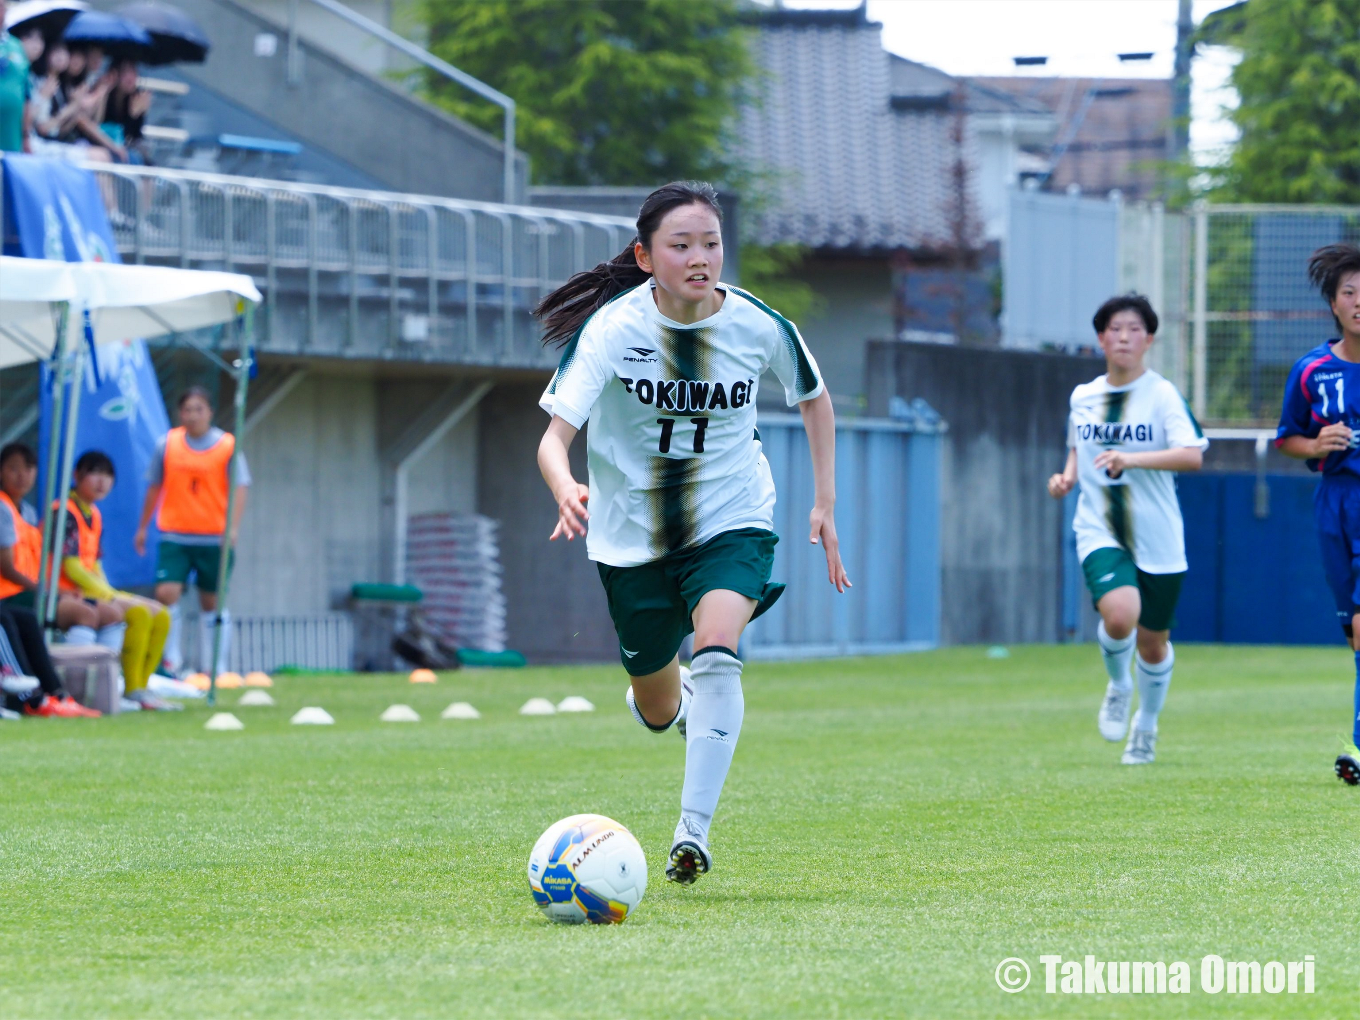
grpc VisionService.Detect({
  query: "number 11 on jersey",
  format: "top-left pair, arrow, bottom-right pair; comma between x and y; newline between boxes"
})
657,417 -> 709,454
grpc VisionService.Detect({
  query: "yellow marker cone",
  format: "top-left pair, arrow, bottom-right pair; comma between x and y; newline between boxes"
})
409,668 -> 437,684
216,672 -> 244,689
245,671 -> 273,688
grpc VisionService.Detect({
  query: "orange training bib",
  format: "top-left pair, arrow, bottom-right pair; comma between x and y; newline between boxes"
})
57,497 -> 100,594
156,427 -> 234,536
0,491 -> 41,599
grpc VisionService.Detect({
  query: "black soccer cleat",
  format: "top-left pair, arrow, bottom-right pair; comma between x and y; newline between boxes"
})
665,839 -> 712,886
1336,750 -> 1360,786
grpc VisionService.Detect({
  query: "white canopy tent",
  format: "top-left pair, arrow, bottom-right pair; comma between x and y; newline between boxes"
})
0,256 -> 261,705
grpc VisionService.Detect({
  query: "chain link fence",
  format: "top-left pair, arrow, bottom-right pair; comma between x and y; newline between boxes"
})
1183,204 -> 1357,426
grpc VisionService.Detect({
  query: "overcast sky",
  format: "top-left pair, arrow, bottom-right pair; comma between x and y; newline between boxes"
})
781,0 -> 1243,163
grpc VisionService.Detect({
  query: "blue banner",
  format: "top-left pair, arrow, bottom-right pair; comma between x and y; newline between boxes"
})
5,155 -> 170,588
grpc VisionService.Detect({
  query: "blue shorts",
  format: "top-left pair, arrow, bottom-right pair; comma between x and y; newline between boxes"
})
1315,475 -> 1360,630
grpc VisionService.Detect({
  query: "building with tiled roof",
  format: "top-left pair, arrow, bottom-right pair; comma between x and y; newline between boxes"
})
736,3 -> 1055,402
972,76 -> 1174,200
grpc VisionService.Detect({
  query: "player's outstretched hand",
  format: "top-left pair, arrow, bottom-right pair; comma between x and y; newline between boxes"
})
809,504 -> 851,593
1314,422 -> 1354,456
1047,472 -> 1074,498
549,483 -> 590,542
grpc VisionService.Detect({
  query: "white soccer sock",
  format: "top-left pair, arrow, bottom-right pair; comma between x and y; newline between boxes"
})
96,623 -> 126,651
164,602 -> 183,672
1097,620 -> 1135,690
1133,643 -> 1174,733
65,625 -> 96,646
625,675 -> 691,732
678,647 -> 744,845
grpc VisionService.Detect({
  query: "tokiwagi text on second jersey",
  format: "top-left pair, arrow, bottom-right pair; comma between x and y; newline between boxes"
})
1068,369 -> 1208,574
539,281 -> 824,567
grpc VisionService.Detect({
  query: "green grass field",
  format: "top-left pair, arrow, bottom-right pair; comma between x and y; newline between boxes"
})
1,644 -> 1357,1018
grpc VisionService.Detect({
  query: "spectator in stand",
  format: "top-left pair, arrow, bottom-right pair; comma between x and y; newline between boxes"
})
102,60 -> 150,163
23,37 -> 113,164
0,0 -> 34,154
48,43 -> 122,162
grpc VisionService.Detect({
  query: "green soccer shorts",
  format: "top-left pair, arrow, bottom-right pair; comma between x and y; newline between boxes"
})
596,527 -> 785,676
1080,546 -> 1185,632
155,540 -> 232,593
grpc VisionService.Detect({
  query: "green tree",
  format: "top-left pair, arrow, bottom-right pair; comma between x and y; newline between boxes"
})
738,243 -> 822,325
418,0 -> 754,187
1217,0 -> 1360,202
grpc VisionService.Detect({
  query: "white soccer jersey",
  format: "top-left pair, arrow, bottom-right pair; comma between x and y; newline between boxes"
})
539,281 -> 824,567
1068,369 -> 1208,574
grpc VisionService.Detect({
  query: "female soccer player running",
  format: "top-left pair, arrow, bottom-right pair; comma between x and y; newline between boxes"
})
1048,295 -> 1206,765
1277,245 -> 1360,784
536,181 -> 849,884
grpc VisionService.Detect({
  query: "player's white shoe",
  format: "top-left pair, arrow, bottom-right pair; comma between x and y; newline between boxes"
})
1121,729 -> 1157,765
666,816 -> 711,886
1098,683 -> 1132,742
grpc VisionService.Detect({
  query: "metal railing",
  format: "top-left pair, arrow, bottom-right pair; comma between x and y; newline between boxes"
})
286,0 -> 518,204
89,163 -> 635,368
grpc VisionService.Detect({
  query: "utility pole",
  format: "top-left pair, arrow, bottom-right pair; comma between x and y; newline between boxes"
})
1173,0 -> 1193,158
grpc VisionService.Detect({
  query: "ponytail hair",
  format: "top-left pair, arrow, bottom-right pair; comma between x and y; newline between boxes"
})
535,180 -> 723,346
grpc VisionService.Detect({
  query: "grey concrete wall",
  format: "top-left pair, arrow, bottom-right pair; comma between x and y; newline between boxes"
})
477,382 -> 615,665
791,256 -> 895,411
234,371 -> 384,616
141,0 -> 527,201
232,366 -> 486,620
867,341 -> 1105,645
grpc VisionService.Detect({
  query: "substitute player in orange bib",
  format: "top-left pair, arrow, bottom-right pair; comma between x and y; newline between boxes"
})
135,387 -> 249,678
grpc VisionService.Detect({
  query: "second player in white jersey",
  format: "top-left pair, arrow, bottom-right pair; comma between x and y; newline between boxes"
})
1048,294 -> 1205,768
539,279 -> 824,566
1068,369 -> 1207,574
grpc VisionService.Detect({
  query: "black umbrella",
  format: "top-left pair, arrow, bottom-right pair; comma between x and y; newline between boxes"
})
117,1 -> 208,65
62,10 -> 153,58
5,0 -> 88,42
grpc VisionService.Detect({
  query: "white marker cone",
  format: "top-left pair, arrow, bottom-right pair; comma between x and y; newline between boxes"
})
519,697 -> 556,716
441,701 -> 481,720
238,690 -> 275,707
204,712 -> 244,731
381,704 -> 421,722
291,706 -> 335,725
556,696 -> 595,713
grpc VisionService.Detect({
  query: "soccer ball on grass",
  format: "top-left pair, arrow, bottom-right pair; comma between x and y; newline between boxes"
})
527,814 -> 647,924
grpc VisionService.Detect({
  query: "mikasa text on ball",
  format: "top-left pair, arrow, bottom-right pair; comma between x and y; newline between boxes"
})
527,814 -> 647,923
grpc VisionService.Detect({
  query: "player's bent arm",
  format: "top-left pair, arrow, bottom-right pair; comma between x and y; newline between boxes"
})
133,482 -> 161,555
1047,448 -> 1077,498
799,390 -> 850,592
1279,424 -> 1352,460
537,416 -> 589,541
229,485 -> 248,545
0,547 -> 35,590
1094,446 -> 1203,474
61,557 -> 116,601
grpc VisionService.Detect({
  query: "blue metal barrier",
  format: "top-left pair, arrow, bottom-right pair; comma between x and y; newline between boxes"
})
1175,473 -> 1337,645
744,414 -> 943,658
